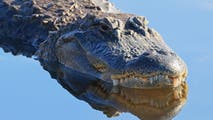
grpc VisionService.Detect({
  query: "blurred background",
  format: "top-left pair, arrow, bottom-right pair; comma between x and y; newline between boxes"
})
0,0 -> 213,120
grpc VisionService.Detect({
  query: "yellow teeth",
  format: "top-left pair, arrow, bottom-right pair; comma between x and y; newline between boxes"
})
111,72 -> 187,88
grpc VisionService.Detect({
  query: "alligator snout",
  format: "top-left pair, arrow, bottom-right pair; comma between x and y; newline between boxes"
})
110,51 -> 187,88
131,51 -> 187,77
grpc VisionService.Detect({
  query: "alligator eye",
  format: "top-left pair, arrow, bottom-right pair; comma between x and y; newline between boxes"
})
101,24 -> 110,31
99,23 -> 112,32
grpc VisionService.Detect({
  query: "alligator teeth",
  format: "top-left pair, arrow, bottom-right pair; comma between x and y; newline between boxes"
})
150,100 -> 154,106
111,72 -> 187,88
113,80 -> 119,86
124,79 -> 128,83
150,79 -> 153,84
119,79 -> 122,84
154,76 -> 158,81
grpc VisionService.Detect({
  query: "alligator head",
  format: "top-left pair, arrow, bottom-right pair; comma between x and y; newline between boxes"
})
37,12 -> 188,119
43,13 -> 188,88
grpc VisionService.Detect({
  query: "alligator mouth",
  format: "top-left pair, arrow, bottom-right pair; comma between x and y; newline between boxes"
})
111,71 -> 187,88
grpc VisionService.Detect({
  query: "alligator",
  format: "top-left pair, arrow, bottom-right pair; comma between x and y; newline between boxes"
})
0,0 -> 188,120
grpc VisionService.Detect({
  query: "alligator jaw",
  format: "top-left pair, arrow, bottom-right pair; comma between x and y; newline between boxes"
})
110,70 -> 188,89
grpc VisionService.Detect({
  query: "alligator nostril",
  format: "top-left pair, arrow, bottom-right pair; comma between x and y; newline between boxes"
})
129,52 -> 187,78
157,50 -> 168,55
166,58 -> 186,75
143,52 -> 150,56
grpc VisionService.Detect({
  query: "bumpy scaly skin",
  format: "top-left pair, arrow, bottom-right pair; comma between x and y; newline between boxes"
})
38,13 -> 187,89
0,0 -> 188,120
0,0 -> 118,56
